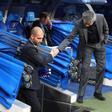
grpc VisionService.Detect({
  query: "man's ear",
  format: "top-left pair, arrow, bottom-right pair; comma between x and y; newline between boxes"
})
30,35 -> 34,40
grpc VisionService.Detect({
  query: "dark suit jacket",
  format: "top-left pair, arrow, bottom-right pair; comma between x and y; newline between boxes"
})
58,14 -> 109,51
20,40 -> 53,90
32,20 -> 53,46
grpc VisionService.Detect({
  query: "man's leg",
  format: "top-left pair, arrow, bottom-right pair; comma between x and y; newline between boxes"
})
94,45 -> 106,100
18,88 -> 41,112
77,46 -> 93,103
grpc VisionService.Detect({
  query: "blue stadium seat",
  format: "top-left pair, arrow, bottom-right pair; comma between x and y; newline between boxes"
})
6,13 -> 26,37
23,11 -> 36,38
26,11 -> 36,22
0,11 -> 3,21
0,52 -> 24,109
0,11 -> 7,31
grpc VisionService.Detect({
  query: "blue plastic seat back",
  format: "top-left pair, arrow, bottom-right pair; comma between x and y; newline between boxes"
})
26,11 -> 36,22
23,11 -> 36,38
6,13 -> 26,37
0,22 -> 7,31
7,22 -> 25,36
0,10 -> 3,21
0,52 -> 24,109
0,30 -> 28,56
23,11 -> 36,27
6,13 -> 20,24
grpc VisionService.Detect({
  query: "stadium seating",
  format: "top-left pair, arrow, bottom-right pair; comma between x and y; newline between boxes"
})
6,13 -> 26,37
23,11 -> 36,38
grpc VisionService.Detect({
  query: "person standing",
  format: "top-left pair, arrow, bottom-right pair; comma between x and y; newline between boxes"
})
58,10 -> 109,103
18,26 -> 59,112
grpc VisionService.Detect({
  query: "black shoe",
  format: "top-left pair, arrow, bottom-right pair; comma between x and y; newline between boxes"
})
77,96 -> 83,103
71,105 -> 81,112
94,92 -> 106,101
82,110 -> 90,112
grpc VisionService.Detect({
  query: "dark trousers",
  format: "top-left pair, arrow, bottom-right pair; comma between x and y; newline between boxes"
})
78,43 -> 106,97
17,88 -> 41,112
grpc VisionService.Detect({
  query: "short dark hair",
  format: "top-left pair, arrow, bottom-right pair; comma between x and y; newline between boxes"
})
39,12 -> 49,19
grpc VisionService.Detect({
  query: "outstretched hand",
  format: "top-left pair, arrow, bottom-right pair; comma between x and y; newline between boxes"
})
50,47 -> 59,57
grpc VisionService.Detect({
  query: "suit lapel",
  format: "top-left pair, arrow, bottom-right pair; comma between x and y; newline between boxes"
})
95,16 -> 100,36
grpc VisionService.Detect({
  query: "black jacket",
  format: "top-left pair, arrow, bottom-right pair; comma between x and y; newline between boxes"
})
20,40 -> 53,90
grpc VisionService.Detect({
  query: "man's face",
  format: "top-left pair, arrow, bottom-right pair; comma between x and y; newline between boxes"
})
83,20 -> 94,27
41,17 -> 50,25
31,33 -> 44,45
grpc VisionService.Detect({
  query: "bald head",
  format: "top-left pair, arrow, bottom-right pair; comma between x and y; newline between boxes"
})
31,26 -> 44,36
30,27 -> 44,45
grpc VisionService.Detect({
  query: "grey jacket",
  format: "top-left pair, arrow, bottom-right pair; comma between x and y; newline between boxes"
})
58,14 -> 109,51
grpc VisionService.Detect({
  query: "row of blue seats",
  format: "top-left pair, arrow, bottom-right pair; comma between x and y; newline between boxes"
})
0,11 -> 36,37
0,28 -> 72,109
0,12 -> 33,108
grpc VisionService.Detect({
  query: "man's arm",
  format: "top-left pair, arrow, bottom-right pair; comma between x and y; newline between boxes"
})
22,46 -> 59,66
103,15 -> 109,44
58,24 -> 79,51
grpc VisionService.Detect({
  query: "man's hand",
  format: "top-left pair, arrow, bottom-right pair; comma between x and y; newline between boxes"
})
50,47 -> 59,57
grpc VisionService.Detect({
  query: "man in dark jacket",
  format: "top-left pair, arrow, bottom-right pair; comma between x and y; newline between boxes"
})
58,10 -> 109,103
18,26 -> 59,112
32,12 -> 53,46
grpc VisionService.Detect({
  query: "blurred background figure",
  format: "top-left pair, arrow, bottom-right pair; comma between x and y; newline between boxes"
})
32,12 -> 53,46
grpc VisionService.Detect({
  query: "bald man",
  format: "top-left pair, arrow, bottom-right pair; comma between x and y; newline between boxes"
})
18,27 -> 59,112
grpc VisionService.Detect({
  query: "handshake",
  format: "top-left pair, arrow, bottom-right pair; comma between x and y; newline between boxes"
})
50,46 -> 59,57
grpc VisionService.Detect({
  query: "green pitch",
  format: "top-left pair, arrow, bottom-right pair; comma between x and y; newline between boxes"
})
73,92 -> 112,112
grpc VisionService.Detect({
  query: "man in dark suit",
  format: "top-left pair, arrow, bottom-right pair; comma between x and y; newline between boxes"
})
18,26 -> 59,112
58,10 -> 109,103
32,12 -> 53,46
